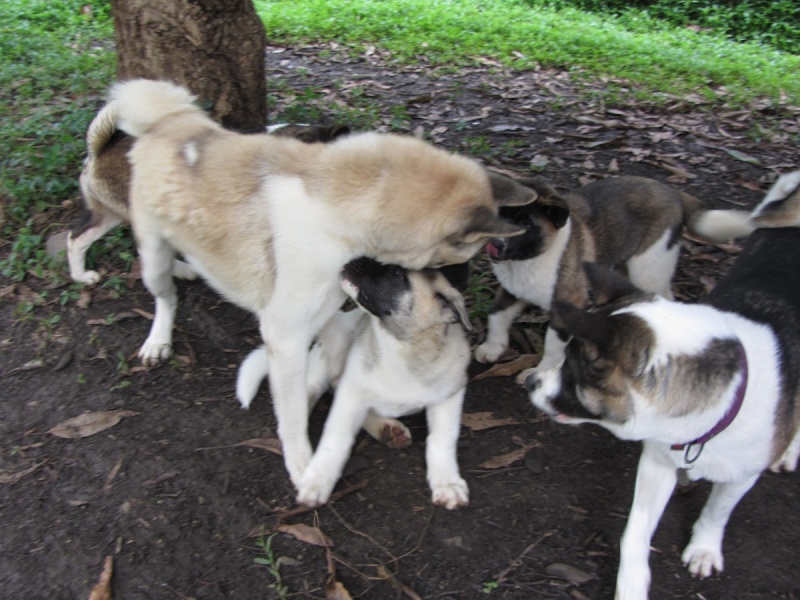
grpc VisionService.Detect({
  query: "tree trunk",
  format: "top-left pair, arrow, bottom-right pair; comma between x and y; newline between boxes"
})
110,0 -> 267,132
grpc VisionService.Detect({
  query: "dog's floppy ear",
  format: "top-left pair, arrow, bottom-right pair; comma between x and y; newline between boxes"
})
541,193 -> 570,230
325,124 -> 351,140
436,262 -> 470,292
551,300 -> 616,354
488,171 -> 538,207
514,176 -> 570,229
516,176 -> 559,200
583,262 -> 643,308
460,207 -> 526,243
432,274 -> 472,331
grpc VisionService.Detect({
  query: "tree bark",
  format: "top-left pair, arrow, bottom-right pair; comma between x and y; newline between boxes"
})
110,0 -> 267,131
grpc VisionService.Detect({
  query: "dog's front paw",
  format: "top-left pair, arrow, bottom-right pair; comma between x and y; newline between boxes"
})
682,543 -> 723,578
614,569 -> 650,600
296,470 -> 337,508
430,477 -> 469,510
74,269 -> 101,286
474,340 -> 506,363
138,339 -> 173,366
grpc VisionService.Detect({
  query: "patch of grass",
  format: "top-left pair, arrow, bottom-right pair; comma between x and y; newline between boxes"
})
256,0 -> 799,107
253,530 -> 289,598
0,0 -> 114,277
535,0 -> 800,55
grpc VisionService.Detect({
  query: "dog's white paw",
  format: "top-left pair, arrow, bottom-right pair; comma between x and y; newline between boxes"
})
74,270 -> 101,286
514,366 -> 537,386
296,469 -> 337,508
682,543 -> 723,578
138,339 -> 173,366
172,259 -> 198,280
770,447 -> 800,472
614,567 -> 650,600
363,416 -> 412,449
614,581 -> 649,600
474,341 -> 506,363
430,477 -> 469,510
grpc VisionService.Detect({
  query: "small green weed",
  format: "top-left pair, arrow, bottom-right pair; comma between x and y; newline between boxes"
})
253,530 -> 289,597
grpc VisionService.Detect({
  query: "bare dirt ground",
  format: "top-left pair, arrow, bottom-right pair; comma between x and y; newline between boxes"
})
1,43 -> 799,600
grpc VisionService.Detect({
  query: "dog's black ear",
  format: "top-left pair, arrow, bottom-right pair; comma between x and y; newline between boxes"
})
551,300 -> 616,354
461,207 -> 526,242
326,124 -> 351,140
541,194 -> 570,229
488,171 -> 538,207
436,262 -> 470,292
583,263 -> 642,307
517,176 -> 559,200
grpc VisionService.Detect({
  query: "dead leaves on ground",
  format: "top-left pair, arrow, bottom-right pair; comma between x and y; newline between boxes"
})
478,436 -> 540,470
236,437 -> 283,456
472,354 -> 538,380
87,556 -> 113,600
47,409 -> 138,439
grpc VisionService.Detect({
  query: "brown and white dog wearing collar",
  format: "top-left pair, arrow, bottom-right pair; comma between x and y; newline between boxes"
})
527,171 -> 800,599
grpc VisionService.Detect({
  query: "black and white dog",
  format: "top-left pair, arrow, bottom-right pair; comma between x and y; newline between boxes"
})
476,176 -> 752,380
237,258 -> 472,509
527,171 -> 800,599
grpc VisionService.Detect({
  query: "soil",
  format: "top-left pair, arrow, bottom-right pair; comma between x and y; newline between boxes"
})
2,43 -> 799,600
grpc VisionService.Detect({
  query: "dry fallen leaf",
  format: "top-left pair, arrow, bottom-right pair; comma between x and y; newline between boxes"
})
545,562 -> 597,584
236,437 -> 283,456
473,354 -> 538,380
461,412 -> 521,431
479,440 -> 538,469
325,578 -> 353,600
88,556 -> 113,600
277,523 -> 334,547
47,410 -> 139,439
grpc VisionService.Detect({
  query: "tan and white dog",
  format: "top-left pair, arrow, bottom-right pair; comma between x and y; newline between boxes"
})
238,257 -> 472,509
109,79 -> 536,488
527,171 -> 800,599
67,99 -> 350,285
475,175 -> 752,378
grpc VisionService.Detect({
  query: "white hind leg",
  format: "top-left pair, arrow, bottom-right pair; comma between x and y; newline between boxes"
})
137,232 -> 178,366
627,230 -> 679,300
67,213 -> 124,285
771,428 -> 800,472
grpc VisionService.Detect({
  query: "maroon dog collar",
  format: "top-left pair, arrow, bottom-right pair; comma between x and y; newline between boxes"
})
671,341 -> 748,464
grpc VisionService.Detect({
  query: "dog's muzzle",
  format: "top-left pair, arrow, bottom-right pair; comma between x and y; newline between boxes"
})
485,238 -> 506,260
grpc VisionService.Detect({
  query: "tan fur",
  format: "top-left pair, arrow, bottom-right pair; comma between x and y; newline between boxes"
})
114,79 -> 536,487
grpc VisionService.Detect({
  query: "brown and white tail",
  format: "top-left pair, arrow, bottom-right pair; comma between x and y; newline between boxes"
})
109,79 -> 200,138
84,101 -> 119,160
679,191 -> 754,242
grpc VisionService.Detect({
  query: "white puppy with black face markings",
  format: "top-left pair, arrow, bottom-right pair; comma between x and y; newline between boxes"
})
237,257 -> 472,509
526,171 -> 800,600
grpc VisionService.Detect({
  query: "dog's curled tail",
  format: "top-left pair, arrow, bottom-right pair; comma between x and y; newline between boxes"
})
236,345 -> 270,410
108,79 -> 200,138
85,101 -> 119,159
680,191 -> 754,242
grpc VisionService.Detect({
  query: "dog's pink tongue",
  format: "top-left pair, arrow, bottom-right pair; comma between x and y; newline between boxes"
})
486,242 -> 499,259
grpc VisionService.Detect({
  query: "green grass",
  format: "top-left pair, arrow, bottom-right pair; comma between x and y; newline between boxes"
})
256,0 -> 799,106
1,0 -> 798,289
0,0 -> 115,277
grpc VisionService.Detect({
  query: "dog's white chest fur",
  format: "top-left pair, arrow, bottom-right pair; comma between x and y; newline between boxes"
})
345,326 -> 469,417
491,221 -> 571,311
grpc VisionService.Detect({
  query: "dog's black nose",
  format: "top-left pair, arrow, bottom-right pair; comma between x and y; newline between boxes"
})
525,372 -> 540,392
